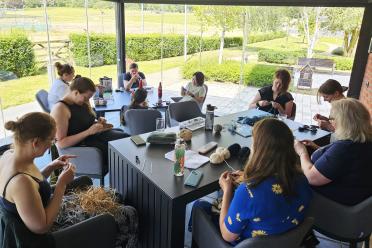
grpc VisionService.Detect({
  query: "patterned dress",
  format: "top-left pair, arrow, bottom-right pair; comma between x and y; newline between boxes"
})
224,176 -> 312,245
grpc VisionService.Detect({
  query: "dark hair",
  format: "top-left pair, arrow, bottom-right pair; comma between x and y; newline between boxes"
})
70,76 -> 96,93
5,112 -> 56,144
129,63 -> 138,70
317,79 -> 344,103
244,118 -> 301,196
69,76 -> 96,116
130,88 -> 147,107
55,62 -> 74,77
193,71 -> 205,86
274,69 -> 291,92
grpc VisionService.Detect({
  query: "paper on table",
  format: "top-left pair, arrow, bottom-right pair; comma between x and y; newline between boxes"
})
165,150 -> 210,169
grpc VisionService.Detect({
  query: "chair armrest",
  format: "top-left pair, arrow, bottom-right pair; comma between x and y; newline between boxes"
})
57,146 -> 104,176
53,214 -> 117,248
192,206 -> 232,248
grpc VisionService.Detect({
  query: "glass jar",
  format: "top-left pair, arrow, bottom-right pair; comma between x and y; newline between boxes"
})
174,139 -> 185,176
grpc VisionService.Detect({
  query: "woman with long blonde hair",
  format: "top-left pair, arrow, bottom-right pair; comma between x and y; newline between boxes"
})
295,98 -> 372,205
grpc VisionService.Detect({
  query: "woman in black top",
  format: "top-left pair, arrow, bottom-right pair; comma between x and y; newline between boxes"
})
249,69 -> 294,116
51,76 -> 128,164
121,88 -> 149,125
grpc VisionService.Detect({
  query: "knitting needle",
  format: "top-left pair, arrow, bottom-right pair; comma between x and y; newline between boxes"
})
224,160 -> 237,172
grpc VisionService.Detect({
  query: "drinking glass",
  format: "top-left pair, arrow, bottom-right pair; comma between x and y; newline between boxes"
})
156,118 -> 165,131
278,113 -> 288,121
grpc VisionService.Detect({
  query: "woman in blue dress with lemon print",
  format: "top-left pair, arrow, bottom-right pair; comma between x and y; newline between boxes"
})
193,118 -> 312,245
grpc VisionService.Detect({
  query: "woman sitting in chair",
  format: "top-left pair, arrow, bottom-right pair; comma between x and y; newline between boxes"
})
51,76 -> 128,164
295,98 -> 372,206
0,112 -> 76,244
180,71 -> 206,107
192,118 -> 312,245
313,79 -> 346,132
249,69 -> 294,117
48,62 -> 75,109
0,112 -> 138,247
121,88 -> 149,125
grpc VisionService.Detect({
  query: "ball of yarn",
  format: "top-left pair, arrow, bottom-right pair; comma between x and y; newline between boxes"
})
214,124 -> 223,134
210,152 -> 224,164
221,148 -> 231,160
215,147 -> 231,160
228,143 -> 241,157
238,147 -> 251,164
179,129 -> 192,141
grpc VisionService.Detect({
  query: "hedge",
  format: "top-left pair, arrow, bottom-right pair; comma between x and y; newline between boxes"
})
70,32 -> 285,67
314,55 -> 354,71
182,59 -> 279,87
0,33 -> 36,78
258,49 -> 307,65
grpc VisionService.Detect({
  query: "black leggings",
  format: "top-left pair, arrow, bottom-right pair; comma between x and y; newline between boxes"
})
82,128 -> 129,164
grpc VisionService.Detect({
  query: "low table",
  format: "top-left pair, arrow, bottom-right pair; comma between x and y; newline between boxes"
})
108,110 -> 331,248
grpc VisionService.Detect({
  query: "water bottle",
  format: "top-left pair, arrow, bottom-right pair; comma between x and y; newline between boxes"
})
205,104 -> 215,131
174,139 -> 185,177
158,82 -> 163,103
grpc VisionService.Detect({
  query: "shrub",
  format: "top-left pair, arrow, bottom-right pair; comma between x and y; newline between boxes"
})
0,32 -> 36,77
258,49 -> 306,65
314,55 -> 354,71
331,47 -> 344,56
182,59 -> 279,87
70,32 -> 286,67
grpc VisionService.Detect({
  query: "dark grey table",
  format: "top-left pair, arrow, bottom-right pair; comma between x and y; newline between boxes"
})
108,110 -> 331,248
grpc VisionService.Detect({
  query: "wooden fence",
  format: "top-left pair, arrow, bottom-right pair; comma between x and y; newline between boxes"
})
32,39 -> 72,67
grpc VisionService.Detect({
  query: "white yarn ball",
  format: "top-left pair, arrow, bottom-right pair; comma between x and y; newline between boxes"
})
210,153 -> 224,164
221,148 -> 231,160
216,147 -> 225,154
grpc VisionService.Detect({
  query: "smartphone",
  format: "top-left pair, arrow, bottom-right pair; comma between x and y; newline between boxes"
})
130,135 -> 146,146
184,170 -> 203,187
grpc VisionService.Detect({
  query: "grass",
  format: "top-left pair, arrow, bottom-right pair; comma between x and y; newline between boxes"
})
0,53 -> 189,109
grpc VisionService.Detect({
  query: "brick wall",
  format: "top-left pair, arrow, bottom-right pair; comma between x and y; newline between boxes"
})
359,53 -> 372,121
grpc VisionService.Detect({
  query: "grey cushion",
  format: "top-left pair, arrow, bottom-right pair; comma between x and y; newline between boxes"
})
35,89 -> 50,113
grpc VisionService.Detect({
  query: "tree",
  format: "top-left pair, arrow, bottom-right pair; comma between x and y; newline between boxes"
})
323,8 -> 363,57
301,7 -> 322,58
193,6 -> 243,64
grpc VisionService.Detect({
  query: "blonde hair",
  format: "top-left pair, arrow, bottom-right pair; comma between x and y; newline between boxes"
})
331,98 -> 372,143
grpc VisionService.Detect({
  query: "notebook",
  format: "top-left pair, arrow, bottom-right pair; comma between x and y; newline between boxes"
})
164,150 -> 210,169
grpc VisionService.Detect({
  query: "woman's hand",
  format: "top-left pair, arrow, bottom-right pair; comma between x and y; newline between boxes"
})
301,140 -> 320,150
219,171 -> 233,193
49,155 -> 77,170
258,100 -> 270,107
57,163 -> 76,187
97,117 -> 107,124
231,170 -> 244,186
87,123 -> 105,135
317,120 -> 335,132
271,101 -> 281,109
294,140 -> 308,157
313,114 -> 328,121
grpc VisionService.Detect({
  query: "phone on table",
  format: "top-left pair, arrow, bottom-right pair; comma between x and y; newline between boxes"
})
130,135 -> 146,146
184,170 -> 203,187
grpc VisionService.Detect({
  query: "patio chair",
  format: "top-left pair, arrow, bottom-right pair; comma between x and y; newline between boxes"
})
35,89 -> 50,113
167,100 -> 205,127
307,192 -> 372,248
192,206 -> 314,248
0,206 -> 117,248
57,146 -> 106,186
125,109 -> 162,135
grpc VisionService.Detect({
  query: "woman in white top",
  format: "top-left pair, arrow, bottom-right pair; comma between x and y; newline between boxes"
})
48,62 -> 75,109
180,71 -> 206,107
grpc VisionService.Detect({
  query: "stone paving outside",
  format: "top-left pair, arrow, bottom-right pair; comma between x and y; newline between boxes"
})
0,67 -> 347,138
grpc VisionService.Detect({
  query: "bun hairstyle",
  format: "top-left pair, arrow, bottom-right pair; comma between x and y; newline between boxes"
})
5,112 -> 56,144
55,62 -> 74,77
317,79 -> 344,103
